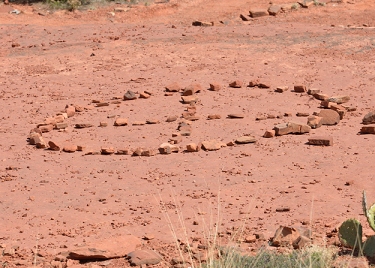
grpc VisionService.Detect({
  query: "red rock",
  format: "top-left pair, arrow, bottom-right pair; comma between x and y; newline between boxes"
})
141,149 -> 158,157
101,147 -> 115,155
240,14 -> 251,21
258,82 -> 270,88
307,115 -> 322,129
30,128 -> 42,136
65,105 -> 76,117
77,145 -> 85,151
165,82 -> 181,92
96,102 -> 109,107
235,136 -> 256,144
29,135 -> 47,148
146,119 -> 160,124
263,130 -> 275,138
114,118 -> 128,126
207,114 -> 221,120
55,123 -> 68,129
245,235 -> 257,243
166,115 -> 178,122
48,141 -> 60,151
139,92 -> 150,99
192,21 -> 213,26
123,90 -> 137,100
362,111 -> 375,125
38,124 -> 54,133
132,121 -> 146,126
296,112 -> 309,117
182,84 -> 202,96
54,115 -> 65,123
293,85 -> 306,92
181,95 -> 198,104
99,122 -> 108,127
268,5 -> 281,16
209,83 -> 221,91
318,109 -> 340,125
159,143 -> 179,154
248,80 -> 259,87
75,123 -> 93,128
127,250 -> 162,266
74,105 -> 84,112
307,88 -> 320,95
313,93 -> 329,101
229,80 -> 243,88
271,226 -> 300,247
63,144 -> 77,153
186,143 -> 198,152
298,0 -> 314,8
249,8 -> 269,18
116,148 -> 130,155
308,136 -> 333,146
273,122 -> 311,136
360,126 -> 375,134
293,235 -> 311,249
227,113 -> 244,119
132,148 -> 143,156
184,115 -> 200,121
202,140 -> 223,151
275,86 -> 288,93
44,117 -> 57,125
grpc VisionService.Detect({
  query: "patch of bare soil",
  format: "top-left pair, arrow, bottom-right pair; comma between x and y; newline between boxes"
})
1,0 -> 375,266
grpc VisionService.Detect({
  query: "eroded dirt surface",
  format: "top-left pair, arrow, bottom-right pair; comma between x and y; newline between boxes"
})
1,0 -> 375,266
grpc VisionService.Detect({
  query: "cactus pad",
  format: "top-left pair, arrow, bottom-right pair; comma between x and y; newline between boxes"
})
363,191 -> 375,231
338,219 -> 363,249
363,236 -> 375,258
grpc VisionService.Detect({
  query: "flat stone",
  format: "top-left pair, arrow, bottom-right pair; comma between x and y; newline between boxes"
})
182,84 -> 202,96
307,115 -> 323,129
132,121 -> 146,126
307,88 -> 320,95
273,122 -> 311,136
146,119 -> 160,124
296,112 -> 309,117
159,143 -> 179,154
360,126 -> 375,134
249,8 -> 269,18
99,122 -> 108,127
240,14 -> 251,21
127,249 -> 162,266
30,135 -> 47,148
65,105 -> 76,118
141,149 -> 158,157
55,123 -> 68,129
75,123 -> 93,129
48,141 -> 60,151
181,95 -> 198,104
139,92 -> 150,99
96,102 -> 109,107
227,113 -> 244,119
63,144 -> 77,153
132,148 -> 143,156
327,95 -> 350,104
192,21 -> 213,26
101,147 -> 115,155
248,80 -> 259,87
165,82 -> 181,92
67,235 -> 141,260
166,115 -> 178,122
114,118 -> 128,126
184,115 -> 200,121
318,109 -> 340,125
207,114 -> 221,120
229,80 -> 243,88
201,140 -> 222,151
362,111 -> 375,125
116,148 -> 130,155
74,105 -> 84,112
293,85 -> 306,92
235,136 -> 257,144
298,0 -> 314,8
258,82 -> 271,88
268,5 -> 281,15
308,136 -> 333,146
209,83 -> 221,91
313,93 -> 329,101
38,124 -> 54,133
263,130 -> 275,138
123,90 -> 137,100
186,143 -> 199,152
275,86 -> 288,93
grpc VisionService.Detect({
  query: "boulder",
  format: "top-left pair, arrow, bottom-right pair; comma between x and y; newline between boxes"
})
127,250 -> 162,266
362,111 -> 375,125
318,109 -> 340,125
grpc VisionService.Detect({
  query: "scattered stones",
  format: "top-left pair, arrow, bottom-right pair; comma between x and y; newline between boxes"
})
67,235 -> 141,260
123,90 -> 137,100
327,95 -> 350,104
308,136 -> 333,146
165,82 -> 181,92
249,8 -> 269,18
48,141 -> 60,151
275,86 -> 288,93
293,85 -> 306,93
207,114 -> 221,120
114,118 -> 128,126
75,123 -> 93,129
229,80 -> 243,88
263,130 -> 275,138
101,147 -> 115,155
201,140 -> 224,151
116,148 -> 130,155
362,111 -> 375,125
38,124 -> 54,133
273,122 -> 311,136
271,226 -> 300,247
166,115 -> 178,122
268,5 -> 281,15
127,250 -> 162,266
227,113 -> 244,119
141,149 -> 158,157
307,115 -> 323,129
318,109 -> 340,125
360,126 -> 375,134
181,95 -> 198,104
182,84 -> 202,96
63,144 -> 77,153
65,105 -> 76,117
192,21 -> 213,26
235,135 -> 256,144
209,83 -> 221,91
158,143 -> 179,154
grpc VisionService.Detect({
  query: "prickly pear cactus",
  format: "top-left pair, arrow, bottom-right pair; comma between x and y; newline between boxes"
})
363,236 -> 375,258
363,191 -> 375,232
338,219 -> 363,249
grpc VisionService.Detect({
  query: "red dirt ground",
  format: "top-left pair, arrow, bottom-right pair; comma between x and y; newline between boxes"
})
1,0 -> 375,266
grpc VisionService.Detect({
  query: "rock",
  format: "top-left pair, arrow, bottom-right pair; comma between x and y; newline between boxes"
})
308,136 -> 333,146
116,149 -> 130,155
313,93 -> 329,101
169,135 -> 182,144
48,141 -> 60,151
258,82 -> 270,88
273,122 -> 311,136
55,123 -> 68,130
275,86 -> 288,93
207,114 -> 221,120
165,82 -> 181,92
182,84 -> 202,96
146,119 -> 160,124
75,123 -> 93,129
202,140 -> 222,151
360,126 -> 375,134
29,134 -> 47,148
54,115 -> 65,123
362,111 -> 375,125
329,103 -> 346,119
99,122 -> 108,127
96,102 -> 109,107
307,115 -> 322,129
292,235 -> 311,249
139,92 -> 151,99
227,113 -> 244,119
307,88 -> 320,95
38,124 -> 54,133
179,125 -> 192,136
293,85 -> 306,93
327,95 -> 350,104
132,121 -> 146,126
263,130 -> 275,138
235,136 -> 256,144
184,115 -> 200,121
181,95 -> 198,104
271,226 -> 300,247
268,5 -> 281,15
186,143 -> 199,152
318,109 -> 340,125
229,80 -> 243,88
44,117 -> 57,125
101,147 -> 115,155
192,21 -> 213,26
77,145 -> 85,151
114,118 -> 128,126
74,105 -> 84,112
127,249 -> 162,266
159,143 -> 179,154
123,90 -> 137,100
240,14 -> 251,21
67,235 -> 141,260
209,83 -> 221,91
249,8 -> 269,18
141,149 -> 158,157
296,112 -> 309,117
166,115 -> 178,122
132,148 -> 143,156
63,144 -> 77,153
65,105 -> 76,117
245,235 -> 257,243
248,80 -> 259,87
298,0 -> 314,8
